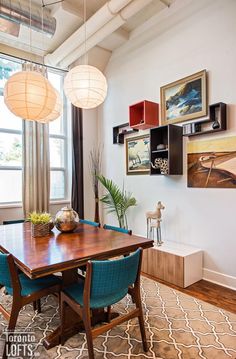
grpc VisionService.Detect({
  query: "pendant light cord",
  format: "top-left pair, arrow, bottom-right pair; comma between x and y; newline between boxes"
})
84,0 -> 88,65
29,0 -> 32,57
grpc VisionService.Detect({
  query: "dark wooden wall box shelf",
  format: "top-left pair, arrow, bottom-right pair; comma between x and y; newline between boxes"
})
129,100 -> 159,130
183,102 -> 226,137
150,124 -> 183,175
113,123 -> 139,144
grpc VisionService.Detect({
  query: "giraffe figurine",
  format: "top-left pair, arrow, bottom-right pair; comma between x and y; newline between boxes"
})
146,201 -> 165,245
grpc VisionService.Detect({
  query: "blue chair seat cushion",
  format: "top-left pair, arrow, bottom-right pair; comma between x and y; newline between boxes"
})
6,273 -> 61,297
64,281 -> 128,309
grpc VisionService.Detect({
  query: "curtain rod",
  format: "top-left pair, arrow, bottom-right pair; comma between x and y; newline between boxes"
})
0,52 -> 68,73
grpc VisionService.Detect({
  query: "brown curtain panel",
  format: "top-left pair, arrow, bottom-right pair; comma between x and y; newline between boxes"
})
71,105 -> 84,218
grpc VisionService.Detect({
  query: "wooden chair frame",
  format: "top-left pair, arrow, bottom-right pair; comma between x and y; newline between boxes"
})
60,249 -> 148,359
0,254 -> 61,353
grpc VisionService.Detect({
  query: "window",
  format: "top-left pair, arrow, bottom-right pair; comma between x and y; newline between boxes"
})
0,58 -> 22,204
48,71 -> 70,201
0,55 -> 70,205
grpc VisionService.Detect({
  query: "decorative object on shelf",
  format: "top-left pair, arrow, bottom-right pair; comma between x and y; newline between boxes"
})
151,158 -> 168,174
183,102 -> 226,137
129,100 -> 159,130
150,124 -> 183,175
4,70 -> 57,122
63,0 -> 107,109
156,144 -> 167,150
97,175 -> 137,229
113,123 -> 139,144
146,201 -> 165,246
89,147 -> 102,223
187,136 -> 236,188
212,119 -> 220,129
27,212 -> 53,237
160,70 -> 207,125
55,206 -> 79,232
126,134 -> 150,175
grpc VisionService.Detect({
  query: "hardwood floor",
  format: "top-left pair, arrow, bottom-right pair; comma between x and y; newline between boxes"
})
142,273 -> 236,314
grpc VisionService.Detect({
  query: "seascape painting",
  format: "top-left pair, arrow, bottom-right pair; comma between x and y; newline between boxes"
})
126,135 -> 150,175
161,70 -> 207,125
187,137 -> 236,188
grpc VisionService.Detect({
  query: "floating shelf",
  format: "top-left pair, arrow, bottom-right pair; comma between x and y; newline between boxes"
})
129,100 -> 159,130
113,122 -> 139,144
150,124 -> 183,175
183,102 -> 227,137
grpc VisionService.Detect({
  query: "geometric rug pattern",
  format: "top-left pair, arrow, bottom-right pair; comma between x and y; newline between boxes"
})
0,276 -> 236,359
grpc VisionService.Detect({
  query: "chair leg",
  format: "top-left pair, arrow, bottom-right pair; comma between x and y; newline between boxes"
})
4,304 -> 21,359
134,289 -> 148,352
82,308 -> 95,359
107,306 -> 111,323
33,301 -> 37,311
60,298 -> 67,346
8,304 -> 21,331
37,299 -> 41,313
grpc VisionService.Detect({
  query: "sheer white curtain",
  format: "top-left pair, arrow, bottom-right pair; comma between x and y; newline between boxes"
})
22,120 -> 50,216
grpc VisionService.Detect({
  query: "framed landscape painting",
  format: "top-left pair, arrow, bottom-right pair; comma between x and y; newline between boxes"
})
126,135 -> 150,175
187,136 -> 236,188
160,70 -> 207,125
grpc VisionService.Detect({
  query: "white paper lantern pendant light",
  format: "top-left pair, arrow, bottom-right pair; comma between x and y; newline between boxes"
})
64,0 -> 108,109
3,0 -> 61,123
64,65 -> 107,109
4,70 -> 57,121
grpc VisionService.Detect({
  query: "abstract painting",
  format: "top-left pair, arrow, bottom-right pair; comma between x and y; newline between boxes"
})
126,135 -> 150,175
187,136 -> 236,188
160,70 -> 207,125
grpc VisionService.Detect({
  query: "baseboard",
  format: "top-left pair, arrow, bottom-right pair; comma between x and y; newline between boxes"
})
203,268 -> 236,290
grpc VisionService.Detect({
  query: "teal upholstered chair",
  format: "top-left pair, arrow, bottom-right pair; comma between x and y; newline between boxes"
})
60,248 -> 148,359
79,219 -> 100,274
3,219 -> 25,225
0,253 -> 61,332
79,219 -> 100,227
103,224 -> 132,235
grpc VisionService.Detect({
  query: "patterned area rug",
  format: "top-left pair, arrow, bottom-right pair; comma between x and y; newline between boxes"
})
0,277 -> 236,359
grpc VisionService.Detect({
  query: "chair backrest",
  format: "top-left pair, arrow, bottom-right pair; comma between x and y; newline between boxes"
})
79,219 -> 100,227
88,248 -> 142,299
103,224 -> 132,235
3,219 -> 25,225
0,254 -> 14,288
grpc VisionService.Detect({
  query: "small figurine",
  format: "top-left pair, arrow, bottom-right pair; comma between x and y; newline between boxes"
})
151,158 -> 168,174
146,201 -> 165,245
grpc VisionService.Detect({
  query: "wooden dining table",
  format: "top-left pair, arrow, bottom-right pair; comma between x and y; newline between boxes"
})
0,222 -> 153,349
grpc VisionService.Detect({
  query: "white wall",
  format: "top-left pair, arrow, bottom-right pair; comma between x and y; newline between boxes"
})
98,0 -> 236,289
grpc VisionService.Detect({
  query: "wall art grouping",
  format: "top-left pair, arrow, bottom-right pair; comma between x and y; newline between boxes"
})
187,136 -> 236,188
160,69 -> 207,125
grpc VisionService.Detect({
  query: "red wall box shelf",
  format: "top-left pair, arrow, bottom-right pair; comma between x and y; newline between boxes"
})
129,100 -> 159,130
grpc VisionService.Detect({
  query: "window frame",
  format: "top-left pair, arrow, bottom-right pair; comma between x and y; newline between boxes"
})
0,53 -> 71,206
48,69 -> 70,202
0,57 -> 23,205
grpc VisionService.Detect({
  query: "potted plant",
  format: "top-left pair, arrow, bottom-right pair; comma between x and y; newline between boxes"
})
97,175 -> 137,229
28,212 -> 53,237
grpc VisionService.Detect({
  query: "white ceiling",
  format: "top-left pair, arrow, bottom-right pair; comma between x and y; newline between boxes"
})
0,0 -> 174,70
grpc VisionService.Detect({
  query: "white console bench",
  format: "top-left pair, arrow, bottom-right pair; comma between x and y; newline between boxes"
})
142,241 -> 202,288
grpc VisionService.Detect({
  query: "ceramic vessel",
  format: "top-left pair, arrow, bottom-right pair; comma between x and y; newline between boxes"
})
55,206 -> 79,232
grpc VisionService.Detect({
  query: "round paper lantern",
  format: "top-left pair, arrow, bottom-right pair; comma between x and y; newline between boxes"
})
37,89 -> 62,123
4,71 -> 57,121
64,65 -> 107,109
